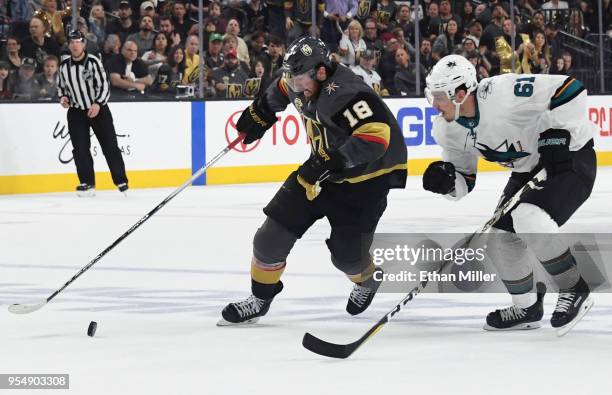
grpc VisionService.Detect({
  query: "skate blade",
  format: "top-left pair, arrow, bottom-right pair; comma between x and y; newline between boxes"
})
77,190 -> 95,197
483,321 -> 541,331
555,296 -> 594,337
216,317 -> 260,327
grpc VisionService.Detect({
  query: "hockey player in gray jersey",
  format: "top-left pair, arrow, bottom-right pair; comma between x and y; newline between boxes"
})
218,37 -> 407,325
423,54 -> 596,336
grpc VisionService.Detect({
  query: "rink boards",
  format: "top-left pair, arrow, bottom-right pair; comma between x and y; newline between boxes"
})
1,97 -> 612,194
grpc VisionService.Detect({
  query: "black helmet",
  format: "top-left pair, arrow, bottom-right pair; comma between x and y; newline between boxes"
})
282,36 -> 331,77
68,30 -> 85,42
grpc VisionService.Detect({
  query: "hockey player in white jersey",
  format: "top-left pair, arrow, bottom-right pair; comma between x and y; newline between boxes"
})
422,54 -> 597,336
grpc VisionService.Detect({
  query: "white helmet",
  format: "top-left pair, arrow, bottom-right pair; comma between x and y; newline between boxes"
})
425,55 -> 478,120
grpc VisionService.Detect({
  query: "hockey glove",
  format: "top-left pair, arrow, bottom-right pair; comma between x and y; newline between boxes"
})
297,153 -> 344,201
538,129 -> 572,178
423,161 -> 456,195
236,96 -> 278,144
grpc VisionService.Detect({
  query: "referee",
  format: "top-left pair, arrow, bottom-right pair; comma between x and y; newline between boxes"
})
58,30 -> 128,197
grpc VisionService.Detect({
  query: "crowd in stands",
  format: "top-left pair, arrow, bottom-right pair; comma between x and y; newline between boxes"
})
0,0 -> 610,101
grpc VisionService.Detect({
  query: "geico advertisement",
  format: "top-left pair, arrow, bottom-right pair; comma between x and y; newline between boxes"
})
206,95 -> 612,167
0,102 -> 191,175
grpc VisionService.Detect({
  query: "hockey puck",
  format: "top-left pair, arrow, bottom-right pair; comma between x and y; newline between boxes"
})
87,321 -> 97,337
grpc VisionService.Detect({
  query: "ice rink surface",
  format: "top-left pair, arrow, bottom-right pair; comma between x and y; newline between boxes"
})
1,169 -> 611,395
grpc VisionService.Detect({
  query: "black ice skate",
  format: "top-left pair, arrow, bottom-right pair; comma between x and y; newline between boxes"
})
551,277 -> 594,337
76,183 -> 95,197
217,281 -> 283,326
484,282 -> 546,331
346,267 -> 384,316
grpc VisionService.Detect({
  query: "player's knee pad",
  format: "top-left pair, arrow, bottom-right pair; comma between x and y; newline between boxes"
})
326,229 -> 373,276
252,217 -> 297,264
511,203 -> 567,261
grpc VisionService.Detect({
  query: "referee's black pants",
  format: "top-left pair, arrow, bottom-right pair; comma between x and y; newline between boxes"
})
67,105 -> 128,187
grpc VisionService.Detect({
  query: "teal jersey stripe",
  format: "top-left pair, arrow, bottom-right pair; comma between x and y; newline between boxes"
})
551,79 -> 585,110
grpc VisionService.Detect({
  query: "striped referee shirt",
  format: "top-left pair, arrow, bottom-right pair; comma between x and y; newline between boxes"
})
57,52 -> 110,110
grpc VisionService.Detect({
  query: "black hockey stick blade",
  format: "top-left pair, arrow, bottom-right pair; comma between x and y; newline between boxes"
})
303,317 -> 388,359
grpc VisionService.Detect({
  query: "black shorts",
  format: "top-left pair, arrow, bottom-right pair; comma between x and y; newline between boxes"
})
263,171 -> 390,239
493,140 -> 596,232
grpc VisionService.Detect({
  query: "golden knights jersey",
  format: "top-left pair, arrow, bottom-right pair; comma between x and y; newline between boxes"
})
433,74 -> 597,199
350,64 -> 383,95
265,64 -> 407,188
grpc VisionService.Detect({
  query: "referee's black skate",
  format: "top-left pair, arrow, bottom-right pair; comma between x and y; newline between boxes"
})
76,183 -> 95,197
551,277 -> 594,337
484,282 -> 546,331
217,281 -> 283,326
346,267 -> 384,316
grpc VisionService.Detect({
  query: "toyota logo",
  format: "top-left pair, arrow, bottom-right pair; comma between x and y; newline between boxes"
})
225,110 -> 262,152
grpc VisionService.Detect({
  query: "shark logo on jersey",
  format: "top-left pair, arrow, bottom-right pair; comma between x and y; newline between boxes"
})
476,140 -> 530,168
446,61 -> 457,68
478,81 -> 493,99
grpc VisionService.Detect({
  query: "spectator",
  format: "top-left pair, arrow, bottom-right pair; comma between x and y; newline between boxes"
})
159,16 -> 182,48
260,34 -> 284,78
0,60 -> 11,100
41,0 -> 66,45
393,47 -> 425,95
36,54 -> 58,100
242,0 -> 267,36
524,29 -> 550,74
378,36 -> 402,93
467,20 -> 483,43
89,3 -> 107,45
202,1 -> 226,36
460,0 -> 476,29
223,0 -> 248,30
127,15 -> 155,56
501,17 -> 524,51
579,0 -> 598,33
480,5 -> 505,52
363,18 -> 384,54
419,38 -> 435,72
439,0 -> 461,32
205,32 -> 224,69
541,0 -> 569,10
321,0 -> 358,52
173,0 -> 195,41
477,0 -> 510,26
73,17 -> 101,56
460,35 -> 479,59
102,34 -> 121,66
393,4 -> 416,45
183,34 -> 200,84
286,0 -> 323,43
1,36 -> 22,71
567,9 -> 588,38
375,0 -> 398,35
250,59 -> 271,96
544,22 -> 563,59
248,31 -> 266,70
562,50 -> 573,77
432,19 -> 462,59
226,18 -> 250,66
421,1 -> 442,39
152,45 -> 185,94
265,0 -> 288,40
516,0 -> 536,16
140,1 -> 157,20
390,27 -> 416,58
549,56 -> 566,75
521,10 -> 545,37
211,48 -> 248,98
338,19 -> 367,67
107,40 -> 153,96
20,16 -> 60,72
8,57 -> 40,99
142,32 -> 169,79
350,48 -> 387,96
355,0 -> 377,26
467,52 -> 491,80
106,1 -> 138,44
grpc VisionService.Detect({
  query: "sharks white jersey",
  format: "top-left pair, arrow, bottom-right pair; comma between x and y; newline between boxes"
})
432,74 -> 597,198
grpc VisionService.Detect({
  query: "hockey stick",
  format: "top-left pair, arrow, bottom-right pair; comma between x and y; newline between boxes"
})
302,168 -> 547,358
8,134 -> 246,315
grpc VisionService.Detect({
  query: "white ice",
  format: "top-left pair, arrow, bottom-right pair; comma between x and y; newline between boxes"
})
1,169 -> 611,395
